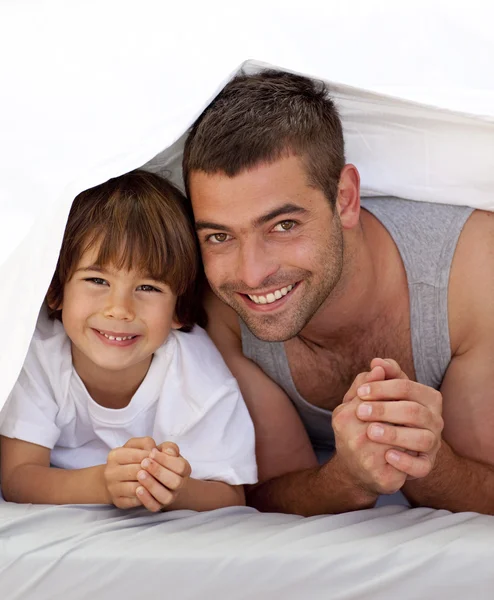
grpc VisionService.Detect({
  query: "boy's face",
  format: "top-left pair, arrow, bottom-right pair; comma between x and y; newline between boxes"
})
57,245 -> 180,379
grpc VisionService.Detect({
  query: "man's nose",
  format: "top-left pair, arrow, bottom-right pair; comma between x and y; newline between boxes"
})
103,290 -> 135,321
236,239 -> 279,290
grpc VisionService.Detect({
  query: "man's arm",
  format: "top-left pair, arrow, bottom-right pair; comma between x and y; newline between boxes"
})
402,210 -> 494,514
205,292 -> 406,515
394,343 -> 494,514
355,211 -> 494,514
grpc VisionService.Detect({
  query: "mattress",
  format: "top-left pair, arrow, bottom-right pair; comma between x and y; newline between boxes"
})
1,501 -> 493,599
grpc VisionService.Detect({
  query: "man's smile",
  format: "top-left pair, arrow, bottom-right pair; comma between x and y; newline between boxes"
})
238,282 -> 300,311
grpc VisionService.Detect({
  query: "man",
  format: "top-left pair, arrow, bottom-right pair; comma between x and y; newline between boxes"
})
182,70 -> 494,516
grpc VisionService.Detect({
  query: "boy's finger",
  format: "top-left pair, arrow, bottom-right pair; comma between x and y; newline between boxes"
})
136,472 -> 175,507
136,484 -> 163,513
124,437 -> 157,451
149,449 -> 191,477
113,464 -> 142,481
114,495 -> 143,510
112,481 -> 142,499
157,441 -> 180,457
140,460 -> 184,491
108,448 -> 150,465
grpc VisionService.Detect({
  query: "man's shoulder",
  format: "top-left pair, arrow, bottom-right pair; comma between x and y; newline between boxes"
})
203,287 -> 243,354
449,209 -> 494,354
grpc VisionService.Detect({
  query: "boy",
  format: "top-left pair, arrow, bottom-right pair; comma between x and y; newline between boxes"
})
0,170 -> 257,512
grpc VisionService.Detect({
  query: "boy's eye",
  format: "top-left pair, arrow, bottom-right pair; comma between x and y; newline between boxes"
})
86,277 -> 108,286
137,284 -> 161,292
206,232 -> 232,244
273,220 -> 296,232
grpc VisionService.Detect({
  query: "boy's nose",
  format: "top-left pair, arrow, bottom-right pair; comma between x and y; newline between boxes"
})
103,294 -> 135,321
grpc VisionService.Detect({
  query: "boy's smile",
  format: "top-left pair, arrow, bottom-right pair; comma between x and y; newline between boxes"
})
92,328 -> 140,346
55,245 -> 180,404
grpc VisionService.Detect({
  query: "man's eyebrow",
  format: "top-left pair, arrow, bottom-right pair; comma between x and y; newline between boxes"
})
195,221 -> 233,233
253,203 -> 308,227
195,203 -> 308,232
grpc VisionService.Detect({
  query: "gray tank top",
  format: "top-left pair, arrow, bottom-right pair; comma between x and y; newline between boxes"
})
240,197 -> 474,452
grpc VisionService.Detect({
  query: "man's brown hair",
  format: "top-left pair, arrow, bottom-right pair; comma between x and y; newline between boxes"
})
183,69 -> 345,205
47,170 -> 202,331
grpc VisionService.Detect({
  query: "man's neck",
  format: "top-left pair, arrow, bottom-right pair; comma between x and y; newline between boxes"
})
72,348 -> 152,409
297,209 -> 404,348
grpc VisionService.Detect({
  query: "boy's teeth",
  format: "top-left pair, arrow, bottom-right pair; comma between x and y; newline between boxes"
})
248,284 -> 294,305
98,331 -> 136,341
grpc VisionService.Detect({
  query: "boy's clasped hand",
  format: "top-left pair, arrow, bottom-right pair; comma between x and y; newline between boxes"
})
104,437 -> 191,512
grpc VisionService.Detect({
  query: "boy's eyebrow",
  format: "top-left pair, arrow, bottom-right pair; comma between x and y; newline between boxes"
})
75,264 -> 163,282
75,265 -> 107,273
195,203 -> 307,232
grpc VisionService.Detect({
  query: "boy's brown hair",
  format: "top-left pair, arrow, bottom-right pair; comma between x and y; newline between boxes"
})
47,170 -> 202,331
183,69 -> 345,206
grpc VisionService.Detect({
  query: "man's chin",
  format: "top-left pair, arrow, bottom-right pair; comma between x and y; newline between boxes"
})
238,314 -> 301,343
221,294 -> 306,342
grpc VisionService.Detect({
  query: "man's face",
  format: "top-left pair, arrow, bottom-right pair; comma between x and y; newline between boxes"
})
190,155 -> 344,342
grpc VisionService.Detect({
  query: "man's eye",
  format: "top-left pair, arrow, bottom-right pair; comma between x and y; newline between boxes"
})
86,277 -> 108,286
137,284 -> 161,292
273,220 -> 296,232
206,233 -> 232,244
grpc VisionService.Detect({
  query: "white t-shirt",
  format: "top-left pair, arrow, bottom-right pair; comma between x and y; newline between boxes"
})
0,311 -> 257,486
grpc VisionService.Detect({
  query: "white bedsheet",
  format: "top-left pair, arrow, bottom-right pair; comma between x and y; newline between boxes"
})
1,502 -> 493,599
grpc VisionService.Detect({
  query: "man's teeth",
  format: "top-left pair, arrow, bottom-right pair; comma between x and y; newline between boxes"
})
98,331 -> 136,341
248,284 -> 294,305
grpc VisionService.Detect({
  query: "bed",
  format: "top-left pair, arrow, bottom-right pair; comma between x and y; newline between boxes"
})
1,500 -> 494,599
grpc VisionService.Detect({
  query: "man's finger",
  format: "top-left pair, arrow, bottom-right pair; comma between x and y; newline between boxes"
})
342,366 -> 386,404
370,358 -> 408,381
385,449 -> 433,479
366,422 -> 438,454
356,400 -> 442,430
357,379 -> 443,410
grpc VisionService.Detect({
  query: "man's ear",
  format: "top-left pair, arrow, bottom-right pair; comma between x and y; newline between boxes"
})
335,164 -> 361,230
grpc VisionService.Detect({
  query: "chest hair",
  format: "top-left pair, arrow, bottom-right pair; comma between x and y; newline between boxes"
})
285,312 -> 415,411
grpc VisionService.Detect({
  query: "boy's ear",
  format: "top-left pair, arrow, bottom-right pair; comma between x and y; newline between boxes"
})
171,315 -> 182,330
46,288 -> 63,312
